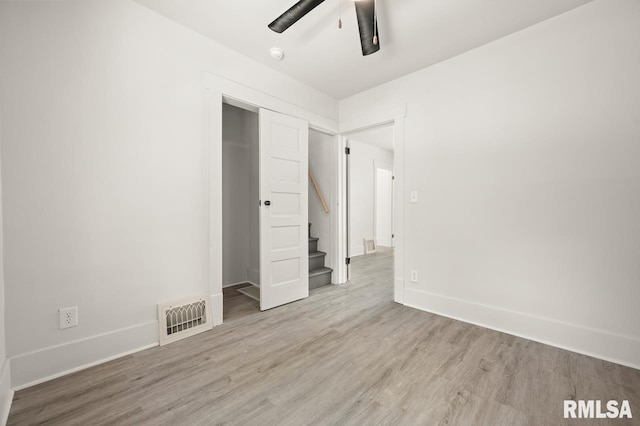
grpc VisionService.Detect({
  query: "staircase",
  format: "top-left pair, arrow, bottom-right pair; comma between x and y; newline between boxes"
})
308,223 -> 332,289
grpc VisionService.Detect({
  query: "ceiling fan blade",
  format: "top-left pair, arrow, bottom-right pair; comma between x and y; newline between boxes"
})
354,0 -> 380,56
268,0 -> 327,33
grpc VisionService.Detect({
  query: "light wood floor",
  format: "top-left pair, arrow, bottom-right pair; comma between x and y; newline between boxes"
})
223,284 -> 260,322
8,248 -> 640,425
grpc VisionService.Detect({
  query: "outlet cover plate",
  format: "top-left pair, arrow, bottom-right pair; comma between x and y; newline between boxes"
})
59,306 -> 78,330
410,270 -> 419,283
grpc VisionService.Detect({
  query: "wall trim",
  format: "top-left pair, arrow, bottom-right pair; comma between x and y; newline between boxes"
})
10,321 -> 159,390
394,278 -> 404,305
222,281 -> 249,288
204,72 -> 339,134
337,103 -> 406,299
211,293 -> 223,326
203,72 -> 338,133
404,288 -> 640,370
0,359 -> 12,426
204,72 -> 338,326
339,104 -> 406,134
247,268 -> 260,287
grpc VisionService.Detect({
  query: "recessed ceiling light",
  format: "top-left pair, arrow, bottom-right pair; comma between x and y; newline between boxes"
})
270,47 -> 285,61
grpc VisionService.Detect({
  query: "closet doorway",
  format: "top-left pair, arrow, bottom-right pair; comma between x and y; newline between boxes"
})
221,102 -> 310,320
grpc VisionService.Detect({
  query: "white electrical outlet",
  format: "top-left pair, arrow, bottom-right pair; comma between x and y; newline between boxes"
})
410,191 -> 419,203
410,270 -> 419,283
59,306 -> 78,330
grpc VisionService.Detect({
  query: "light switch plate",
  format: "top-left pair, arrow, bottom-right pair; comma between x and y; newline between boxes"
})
410,191 -> 418,203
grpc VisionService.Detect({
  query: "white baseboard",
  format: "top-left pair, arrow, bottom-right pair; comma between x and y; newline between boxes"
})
222,281 -> 248,288
212,292 -> 223,326
0,359 -> 13,426
11,321 -> 159,390
223,281 -> 259,289
248,268 -> 260,286
394,278 -> 404,304
404,288 -> 640,370
10,290 -> 227,390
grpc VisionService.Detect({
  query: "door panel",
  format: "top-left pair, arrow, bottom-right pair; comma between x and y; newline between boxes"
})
259,109 -> 309,310
375,168 -> 393,247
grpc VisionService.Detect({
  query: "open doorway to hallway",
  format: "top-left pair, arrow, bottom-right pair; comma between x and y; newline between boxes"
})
346,124 -> 395,297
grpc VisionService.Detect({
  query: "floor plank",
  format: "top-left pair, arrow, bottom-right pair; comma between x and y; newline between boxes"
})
8,248 -> 640,425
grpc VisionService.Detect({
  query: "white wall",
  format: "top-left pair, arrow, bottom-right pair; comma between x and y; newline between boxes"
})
308,130 -> 336,280
349,140 -> 393,256
340,0 -> 640,368
222,104 -> 258,287
0,100 -> 13,426
0,0 -> 337,388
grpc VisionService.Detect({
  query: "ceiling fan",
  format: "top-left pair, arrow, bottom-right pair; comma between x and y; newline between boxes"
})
268,0 -> 380,56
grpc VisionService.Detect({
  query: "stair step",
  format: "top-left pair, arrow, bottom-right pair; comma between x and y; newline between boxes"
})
308,236 -> 319,253
308,251 -> 326,258
309,266 -> 332,277
308,251 -> 327,271
309,267 -> 333,289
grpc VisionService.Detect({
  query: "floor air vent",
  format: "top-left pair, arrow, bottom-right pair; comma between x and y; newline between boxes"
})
364,237 -> 377,254
158,294 -> 212,346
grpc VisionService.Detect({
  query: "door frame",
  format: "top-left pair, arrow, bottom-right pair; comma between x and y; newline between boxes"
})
337,105 -> 407,304
204,72 -> 339,325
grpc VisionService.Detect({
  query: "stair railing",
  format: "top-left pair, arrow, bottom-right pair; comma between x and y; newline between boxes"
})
308,169 -> 329,213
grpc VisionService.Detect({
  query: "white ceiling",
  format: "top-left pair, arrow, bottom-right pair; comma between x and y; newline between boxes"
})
349,125 -> 394,152
135,0 -> 594,99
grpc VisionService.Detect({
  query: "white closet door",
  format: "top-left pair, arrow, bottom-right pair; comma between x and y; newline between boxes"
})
259,109 -> 309,310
